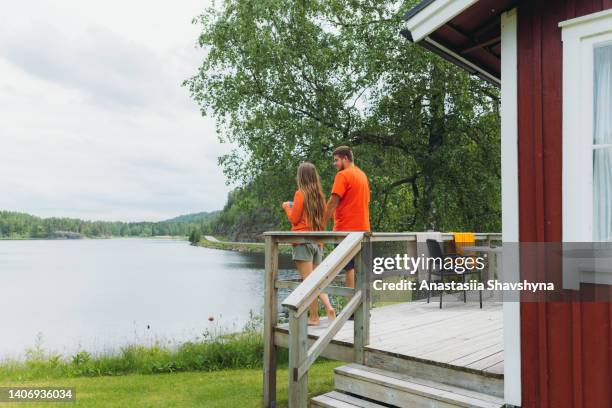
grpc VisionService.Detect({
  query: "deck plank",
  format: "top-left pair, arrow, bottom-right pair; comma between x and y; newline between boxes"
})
465,351 -> 505,371
275,300 -> 504,376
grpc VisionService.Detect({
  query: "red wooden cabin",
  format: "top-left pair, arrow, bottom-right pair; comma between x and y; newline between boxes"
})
403,1 -> 612,407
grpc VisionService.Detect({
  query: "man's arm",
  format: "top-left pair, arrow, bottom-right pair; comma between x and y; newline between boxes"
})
323,194 -> 340,228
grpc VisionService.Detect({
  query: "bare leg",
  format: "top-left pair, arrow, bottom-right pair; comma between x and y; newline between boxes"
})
345,268 -> 356,319
295,260 -> 320,325
314,263 -> 336,321
346,268 -> 355,290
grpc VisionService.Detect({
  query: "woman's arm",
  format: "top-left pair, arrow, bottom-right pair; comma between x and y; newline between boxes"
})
282,191 -> 304,226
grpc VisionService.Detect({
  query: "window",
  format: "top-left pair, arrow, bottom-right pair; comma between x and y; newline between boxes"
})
593,44 -> 612,241
561,10 -> 612,289
560,9 -> 612,243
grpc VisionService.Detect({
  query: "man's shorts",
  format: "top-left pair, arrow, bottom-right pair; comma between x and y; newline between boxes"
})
343,257 -> 355,272
292,243 -> 323,264
333,244 -> 355,272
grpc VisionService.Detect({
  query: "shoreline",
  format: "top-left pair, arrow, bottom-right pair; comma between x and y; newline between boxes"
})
0,235 -> 188,241
195,236 -> 273,253
196,235 -> 293,254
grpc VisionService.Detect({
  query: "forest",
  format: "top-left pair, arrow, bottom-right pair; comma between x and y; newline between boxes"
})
0,210 -> 218,239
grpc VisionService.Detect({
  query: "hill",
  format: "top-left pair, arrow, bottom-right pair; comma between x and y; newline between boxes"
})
165,211 -> 219,223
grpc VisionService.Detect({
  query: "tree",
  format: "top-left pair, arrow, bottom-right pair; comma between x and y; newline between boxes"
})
189,228 -> 202,245
185,0 -> 501,233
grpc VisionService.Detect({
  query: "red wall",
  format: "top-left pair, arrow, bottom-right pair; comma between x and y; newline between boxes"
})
517,0 -> 612,407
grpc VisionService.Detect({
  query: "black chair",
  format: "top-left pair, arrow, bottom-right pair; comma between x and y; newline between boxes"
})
425,239 -> 482,309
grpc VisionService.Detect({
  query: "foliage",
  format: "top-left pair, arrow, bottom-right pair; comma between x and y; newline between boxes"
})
185,0 -> 501,234
209,186 -> 281,241
188,228 -> 202,245
167,211 -> 220,223
0,210 -> 218,239
0,314 -> 286,380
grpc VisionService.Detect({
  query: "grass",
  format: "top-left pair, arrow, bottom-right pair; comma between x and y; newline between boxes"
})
0,360 -> 343,407
0,316 -> 283,381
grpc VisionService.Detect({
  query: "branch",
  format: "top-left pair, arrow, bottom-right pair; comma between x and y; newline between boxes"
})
323,18 -> 397,28
376,174 -> 419,229
384,175 -> 418,193
246,68 -> 348,134
349,131 -> 412,154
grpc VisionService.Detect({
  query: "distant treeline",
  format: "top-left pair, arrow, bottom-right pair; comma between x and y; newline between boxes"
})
0,210 -> 219,239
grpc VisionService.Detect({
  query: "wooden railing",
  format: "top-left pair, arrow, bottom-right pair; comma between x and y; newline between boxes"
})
262,231 -> 501,408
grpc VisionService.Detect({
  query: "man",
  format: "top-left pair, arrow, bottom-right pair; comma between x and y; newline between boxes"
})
324,145 -> 371,291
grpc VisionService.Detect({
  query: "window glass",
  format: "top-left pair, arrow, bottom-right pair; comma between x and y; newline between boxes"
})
593,44 -> 612,241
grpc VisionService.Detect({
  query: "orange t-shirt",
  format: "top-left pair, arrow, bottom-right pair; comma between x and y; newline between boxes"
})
331,166 -> 370,231
283,190 -> 309,231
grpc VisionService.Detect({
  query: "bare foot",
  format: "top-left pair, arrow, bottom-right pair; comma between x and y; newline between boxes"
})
307,319 -> 320,326
326,309 -> 336,321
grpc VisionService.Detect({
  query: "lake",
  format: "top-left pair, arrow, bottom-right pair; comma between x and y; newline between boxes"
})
0,238 -> 294,360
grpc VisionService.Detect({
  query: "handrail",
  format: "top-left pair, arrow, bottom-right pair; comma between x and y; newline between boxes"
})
282,231 -> 365,315
362,232 -> 502,242
264,231 -> 501,244
263,231 -> 350,244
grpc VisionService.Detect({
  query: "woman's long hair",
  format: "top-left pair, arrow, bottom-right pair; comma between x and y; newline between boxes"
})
296,162 -> 326,231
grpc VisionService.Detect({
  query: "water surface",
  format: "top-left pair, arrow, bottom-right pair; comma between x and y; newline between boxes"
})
0,238 -> 293,359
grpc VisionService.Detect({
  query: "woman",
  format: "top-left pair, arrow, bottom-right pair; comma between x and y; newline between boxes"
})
282,162 -> 336,325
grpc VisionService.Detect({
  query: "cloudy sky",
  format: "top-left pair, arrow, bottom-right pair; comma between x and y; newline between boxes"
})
0,0 -> 232,222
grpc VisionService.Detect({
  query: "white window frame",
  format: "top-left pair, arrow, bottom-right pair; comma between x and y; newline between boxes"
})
560,9 -> 612,288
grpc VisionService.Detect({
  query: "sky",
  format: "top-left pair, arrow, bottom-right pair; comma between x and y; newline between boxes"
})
0,0 -> 232,222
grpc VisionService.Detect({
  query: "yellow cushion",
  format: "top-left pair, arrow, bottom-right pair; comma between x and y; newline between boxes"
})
453,232 -> 475,256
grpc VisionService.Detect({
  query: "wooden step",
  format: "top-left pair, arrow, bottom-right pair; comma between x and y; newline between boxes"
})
310,391 -> 390,408
334,364 -> 505,408
365,349 -> 503,398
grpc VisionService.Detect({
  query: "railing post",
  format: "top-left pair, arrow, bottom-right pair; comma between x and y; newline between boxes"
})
263,236 -> 279,408
353,236 -> 371,364
288,310 -> 308,408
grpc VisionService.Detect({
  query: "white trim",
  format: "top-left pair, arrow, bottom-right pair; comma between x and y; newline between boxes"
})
500,9 -> 521,407
559,8 -> 612,29
593,144 -> 612,150
405,0 -> 480,42
423,37 -> 501,86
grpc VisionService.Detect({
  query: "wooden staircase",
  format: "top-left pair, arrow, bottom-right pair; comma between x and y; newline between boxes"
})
311,364 -> 505,408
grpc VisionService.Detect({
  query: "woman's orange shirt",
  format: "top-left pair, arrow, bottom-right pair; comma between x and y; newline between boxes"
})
283,190 -> 309,231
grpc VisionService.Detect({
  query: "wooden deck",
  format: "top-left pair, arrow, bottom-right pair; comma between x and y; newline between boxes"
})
276,299 -> 503,377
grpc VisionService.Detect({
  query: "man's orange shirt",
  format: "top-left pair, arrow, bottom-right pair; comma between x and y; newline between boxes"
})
282,190 -> 309,231
331,166 -> 370,231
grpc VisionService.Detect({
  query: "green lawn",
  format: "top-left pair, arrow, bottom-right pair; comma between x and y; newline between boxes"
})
0,360 -> 342,407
